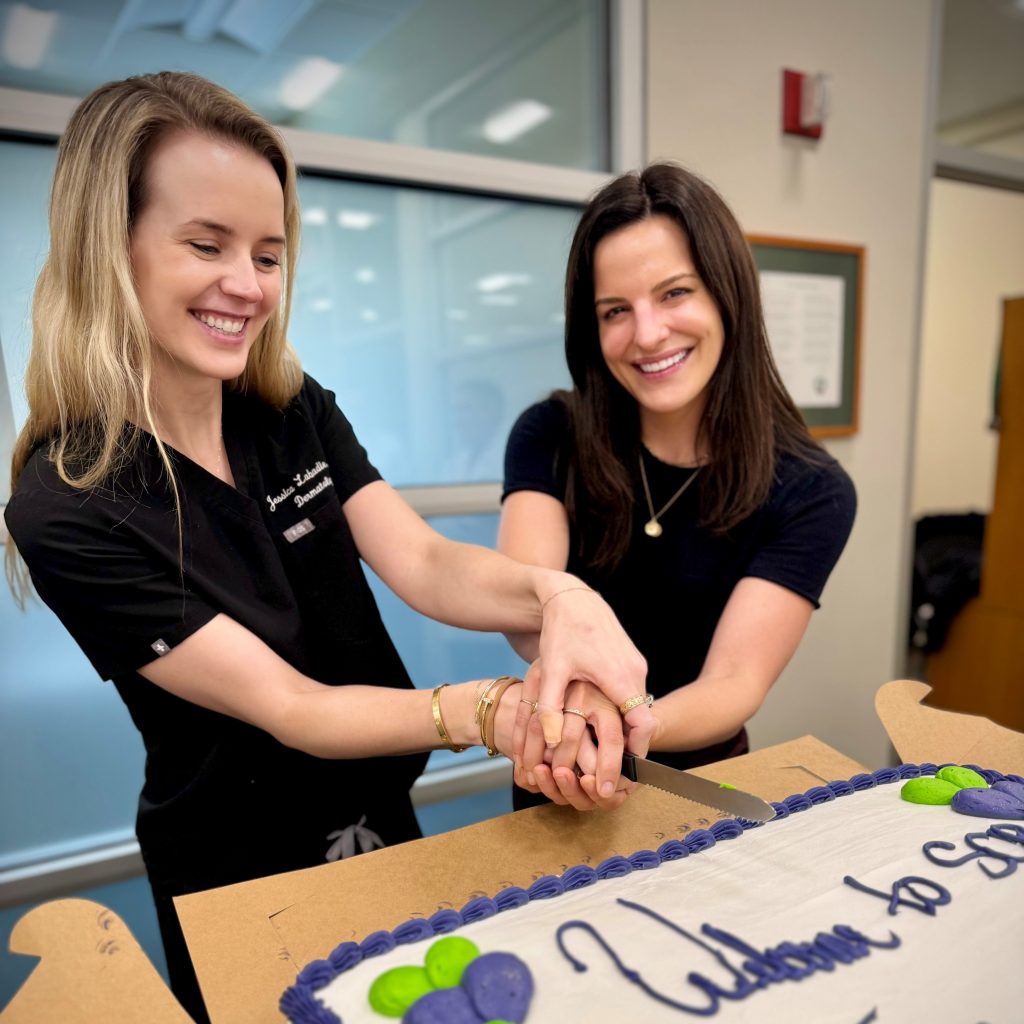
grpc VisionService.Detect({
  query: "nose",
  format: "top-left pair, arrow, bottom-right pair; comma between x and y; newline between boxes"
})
220,255 -> 263,305
632,303 -> 669,351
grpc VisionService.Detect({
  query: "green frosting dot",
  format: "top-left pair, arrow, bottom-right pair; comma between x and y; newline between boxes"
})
368,965 -> 433,1017
936,766 -> 989,791
900,777 -> 959,805
718,783 -> 736,790
425,936 -> 480,988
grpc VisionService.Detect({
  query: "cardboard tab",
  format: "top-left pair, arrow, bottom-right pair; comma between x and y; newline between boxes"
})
0,899 -> 191,1023
875,679 -> 1024,775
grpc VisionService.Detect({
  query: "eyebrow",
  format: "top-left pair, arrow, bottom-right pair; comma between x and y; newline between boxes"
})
595,272 -> 698,307
181,218 -> 286,246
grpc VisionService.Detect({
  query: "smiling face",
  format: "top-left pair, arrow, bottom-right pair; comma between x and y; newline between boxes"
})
129,129 -> 286,394
593,214 -> 724,457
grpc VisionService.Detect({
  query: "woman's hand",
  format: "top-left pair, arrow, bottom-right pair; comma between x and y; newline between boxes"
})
509,666 -> 637,811
534,584 -> 655,772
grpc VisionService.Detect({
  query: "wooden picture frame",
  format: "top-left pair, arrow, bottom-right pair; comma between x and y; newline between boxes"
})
747,235 -> 864,438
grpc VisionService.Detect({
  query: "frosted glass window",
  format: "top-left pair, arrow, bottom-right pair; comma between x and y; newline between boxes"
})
0,0 -> 610,171
292,175 -> 575,486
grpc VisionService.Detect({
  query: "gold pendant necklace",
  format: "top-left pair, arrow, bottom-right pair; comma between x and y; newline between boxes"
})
639,453 -> 700,538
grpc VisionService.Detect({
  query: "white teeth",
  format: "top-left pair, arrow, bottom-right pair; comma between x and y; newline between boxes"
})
638,350 -> 688,374
195,312 -> 245,334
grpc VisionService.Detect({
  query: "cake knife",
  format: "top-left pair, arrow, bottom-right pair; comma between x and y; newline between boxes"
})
621,752 -> 776,822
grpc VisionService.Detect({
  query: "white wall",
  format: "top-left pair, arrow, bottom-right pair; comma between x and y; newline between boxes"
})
647,0 -> 936,769
912,178 -> 1024,518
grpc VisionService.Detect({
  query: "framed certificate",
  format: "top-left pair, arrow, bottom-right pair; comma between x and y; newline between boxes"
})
748,236 -> 864,438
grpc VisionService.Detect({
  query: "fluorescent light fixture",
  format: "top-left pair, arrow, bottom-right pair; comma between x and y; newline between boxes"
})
311,297 -> 333,312
280,57 -> 342,112
337,209 -> 377,230
481,100 -> 552,144
354,266 -> 376,284
360,308 -> 379,322
2,4 -> 58,69
302,206 -> 327,226
480,294 -> 518,307
475,272 -> 532,293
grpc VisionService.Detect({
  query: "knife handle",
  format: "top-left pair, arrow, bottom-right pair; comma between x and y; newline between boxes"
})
621,752 -> 639,783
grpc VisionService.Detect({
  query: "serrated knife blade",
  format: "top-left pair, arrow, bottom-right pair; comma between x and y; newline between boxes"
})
622,752 -> 775,822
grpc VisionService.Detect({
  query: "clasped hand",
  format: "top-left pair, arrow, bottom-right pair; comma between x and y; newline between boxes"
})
512,661 -> 650,811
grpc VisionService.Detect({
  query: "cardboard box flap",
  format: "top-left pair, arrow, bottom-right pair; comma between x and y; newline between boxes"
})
876,679 -> 1024,775
0,898 -> 190,1023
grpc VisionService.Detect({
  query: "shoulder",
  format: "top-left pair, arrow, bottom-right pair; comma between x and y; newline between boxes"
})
768,451 -> 857,526
508,397 -> 571,448
6,445 -> 131,562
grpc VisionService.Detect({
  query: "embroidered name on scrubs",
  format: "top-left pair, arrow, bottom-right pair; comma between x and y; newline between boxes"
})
266,460 -> 334,513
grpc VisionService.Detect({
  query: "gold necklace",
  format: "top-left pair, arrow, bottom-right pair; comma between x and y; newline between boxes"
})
639,453 -> 700,538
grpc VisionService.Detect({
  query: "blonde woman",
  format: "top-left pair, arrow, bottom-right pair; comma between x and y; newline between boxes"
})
4,72 -> 652,1022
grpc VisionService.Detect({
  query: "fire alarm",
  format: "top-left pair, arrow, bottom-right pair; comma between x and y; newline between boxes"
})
782,69 -> 830,139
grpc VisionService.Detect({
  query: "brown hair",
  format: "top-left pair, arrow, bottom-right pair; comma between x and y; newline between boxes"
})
559,162 -> 823,570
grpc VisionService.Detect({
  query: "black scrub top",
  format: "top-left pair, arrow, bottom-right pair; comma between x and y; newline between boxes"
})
6,375 -> 427,896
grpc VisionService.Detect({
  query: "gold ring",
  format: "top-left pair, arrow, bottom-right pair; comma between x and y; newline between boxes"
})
563,707 -> 587,719
619,693 -> 654,715
520,698 -> 538,711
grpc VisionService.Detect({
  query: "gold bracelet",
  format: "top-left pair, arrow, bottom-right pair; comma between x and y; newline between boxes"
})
431,684 -> 466,753
482,676 -> 520,757
540,585 -> 597,610
474,677 -> 502,733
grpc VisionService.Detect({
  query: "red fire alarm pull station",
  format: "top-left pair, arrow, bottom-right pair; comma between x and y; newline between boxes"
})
782,69 -> 830,139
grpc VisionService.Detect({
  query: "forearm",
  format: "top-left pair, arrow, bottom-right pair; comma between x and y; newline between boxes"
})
649,673 -> 770,753
273,678 -> 522,760
504,631 -> 540,663
413,535 -> 573,633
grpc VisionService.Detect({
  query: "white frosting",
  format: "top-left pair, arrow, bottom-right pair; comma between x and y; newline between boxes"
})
314,782 -> 1024,1022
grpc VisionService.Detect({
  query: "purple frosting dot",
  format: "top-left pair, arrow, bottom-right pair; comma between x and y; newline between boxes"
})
403,986 -> 482,1024
462,951 -> 534,1023
951,786 -> 1024,820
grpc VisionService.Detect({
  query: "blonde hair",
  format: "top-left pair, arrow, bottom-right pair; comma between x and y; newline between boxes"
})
6,71 -> 304,602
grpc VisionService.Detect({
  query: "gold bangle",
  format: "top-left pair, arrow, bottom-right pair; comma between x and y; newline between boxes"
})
482,676 -> 520,757
619,693 -> 654,715
431,684 -> 466,753
540,585 -> 597,610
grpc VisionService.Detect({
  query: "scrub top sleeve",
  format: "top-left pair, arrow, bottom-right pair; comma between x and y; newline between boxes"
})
9,499 -> 219,682
743,460 -> 857,609
502,399 -> 568,503
299,374 -> 382,502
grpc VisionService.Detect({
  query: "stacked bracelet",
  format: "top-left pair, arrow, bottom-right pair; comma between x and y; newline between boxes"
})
431,683 -> 466,753
475,675 -> 520,756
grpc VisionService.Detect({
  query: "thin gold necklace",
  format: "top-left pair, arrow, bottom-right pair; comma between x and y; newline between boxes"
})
638,453 -> 700,538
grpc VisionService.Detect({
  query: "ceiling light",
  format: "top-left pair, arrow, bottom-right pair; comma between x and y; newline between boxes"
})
280,57 -> 342,112
311,297 -> 333,313
475,272 -> 532,292
2,4 -> 58,70
302,206 -> 327,226
481,100 -> 552,144
354,267 -> 376,284
360,308 -> 379,322
337,210 -> 377,230
480,294 -> 518,307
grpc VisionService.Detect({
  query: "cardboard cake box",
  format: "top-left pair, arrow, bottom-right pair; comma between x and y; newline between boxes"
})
3,679 -> 1022,1024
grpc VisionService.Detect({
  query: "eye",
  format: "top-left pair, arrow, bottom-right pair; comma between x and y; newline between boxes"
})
255,254 -> 281,269
602,305 -> 627,321
190,242 -> 218,256
664,286 -> 691,301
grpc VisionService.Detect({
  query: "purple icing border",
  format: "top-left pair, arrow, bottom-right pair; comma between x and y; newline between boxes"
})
279,762 -> 1022,1024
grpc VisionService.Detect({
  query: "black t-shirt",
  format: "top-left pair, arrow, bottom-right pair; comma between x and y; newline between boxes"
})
5,375 -> 426,895
503,398 -> 856,772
